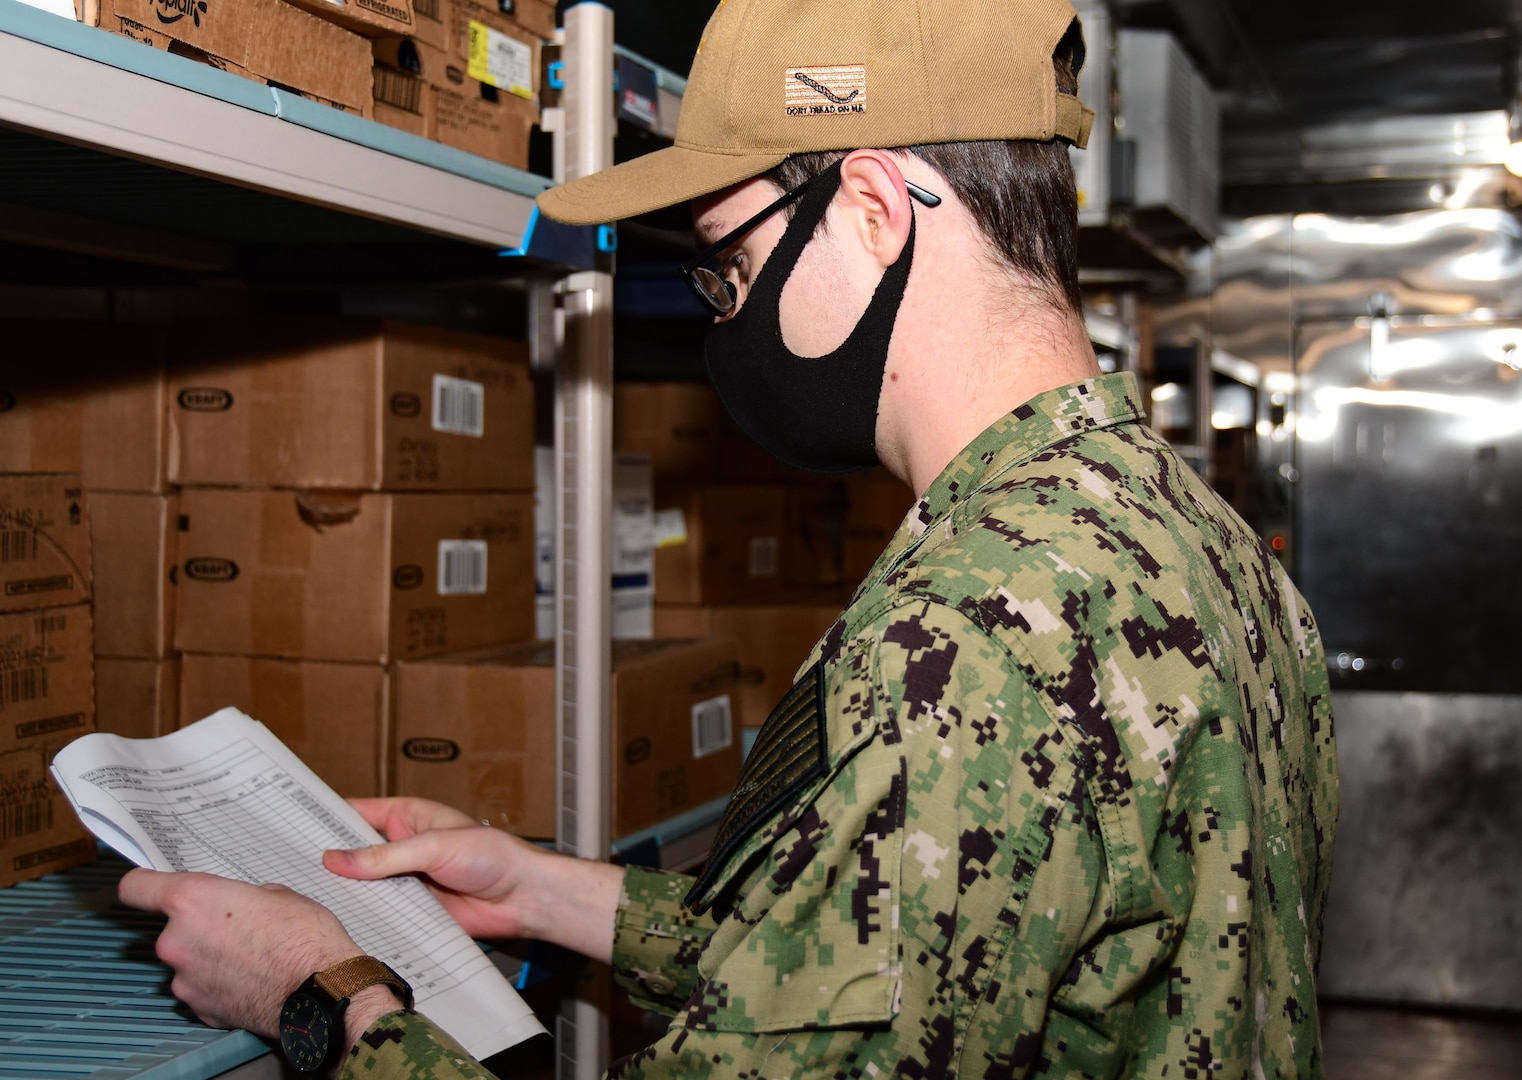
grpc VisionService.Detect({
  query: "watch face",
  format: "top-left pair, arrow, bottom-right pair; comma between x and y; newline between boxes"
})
279,990 -> 334,1074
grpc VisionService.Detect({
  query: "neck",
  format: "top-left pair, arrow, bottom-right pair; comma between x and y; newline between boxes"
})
876,284 -> 1100,495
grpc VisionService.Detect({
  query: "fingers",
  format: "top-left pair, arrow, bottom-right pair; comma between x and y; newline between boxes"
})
346,797 -> 478,839
118,867 -> 174,913
324,829 -> 450,881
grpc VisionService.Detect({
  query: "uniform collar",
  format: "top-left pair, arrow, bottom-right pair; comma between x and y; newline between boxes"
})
872,372 -> 1146,578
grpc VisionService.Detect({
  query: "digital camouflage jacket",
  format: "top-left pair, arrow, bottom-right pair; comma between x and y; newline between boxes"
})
344,373 -> 1338,1080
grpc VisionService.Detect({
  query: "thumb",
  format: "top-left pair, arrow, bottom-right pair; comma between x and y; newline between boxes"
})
324,831 -> 447,882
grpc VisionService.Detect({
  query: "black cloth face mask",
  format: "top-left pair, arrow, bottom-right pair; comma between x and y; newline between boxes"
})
703,161 -> 916,474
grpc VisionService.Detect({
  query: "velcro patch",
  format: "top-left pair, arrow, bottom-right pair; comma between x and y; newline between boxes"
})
685,661 -> 829,912
785,65 -> 867,116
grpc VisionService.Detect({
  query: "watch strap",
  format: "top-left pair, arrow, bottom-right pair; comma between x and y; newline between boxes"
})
311,955 -> 414,1011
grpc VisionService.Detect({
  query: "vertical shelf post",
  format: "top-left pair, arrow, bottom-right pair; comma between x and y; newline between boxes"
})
553,3 -> 616,1079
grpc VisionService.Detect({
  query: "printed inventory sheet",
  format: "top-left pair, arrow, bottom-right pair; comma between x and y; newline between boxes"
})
51,707 -> 544,1060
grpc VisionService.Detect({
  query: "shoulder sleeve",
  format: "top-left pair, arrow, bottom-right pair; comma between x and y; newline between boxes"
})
339,1010 -> 493,1080
610,866 -> 716,1014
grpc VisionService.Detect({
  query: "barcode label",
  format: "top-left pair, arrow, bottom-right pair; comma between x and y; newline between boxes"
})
0,799 -> 52,842
0,665 -> 47,706
432,374 -> 485,438
0,529 -> 36,563
691,694 -> 733,759
749,536 -> 779,578
437,540 -> 488,596
466,21 -> 535,99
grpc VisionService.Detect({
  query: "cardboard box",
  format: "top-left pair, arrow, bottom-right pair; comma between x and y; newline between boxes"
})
652,485 -> 790,606
653,596 -> 844,730
0,741 -> 95,889
407,0 -> 551,51
785,481 -> 846,587
0,475 -> 91,614
0,604 -> 94,754
372,62 -> 432,136
180,654 -> 387,798
89,0 -> 374,115
441,0 -> 539,73
284,0 -> 416,39
392,637 -> 747,839
614,382 -> 725,483
410,0 -> 446,50
497,0 -> 553,39
372,35 -> 536,167
535,449 -> 653,639
175,488 -> 534,663
168,319 -> 533,491
843,470 -> 915,581
96,656 -> 180,740
432,78 -> 537,167
0,323 -> 169,494
91,493 -> 177,660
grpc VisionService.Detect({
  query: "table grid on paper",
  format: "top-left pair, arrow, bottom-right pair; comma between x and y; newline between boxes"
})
82,739 -> 490,997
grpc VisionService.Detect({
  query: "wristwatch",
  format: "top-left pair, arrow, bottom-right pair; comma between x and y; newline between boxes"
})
278,955 -> 414,1075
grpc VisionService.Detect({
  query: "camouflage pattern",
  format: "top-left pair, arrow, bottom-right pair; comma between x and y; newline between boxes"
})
342,1010 -> 492,1079
347,372 -> 1339,1079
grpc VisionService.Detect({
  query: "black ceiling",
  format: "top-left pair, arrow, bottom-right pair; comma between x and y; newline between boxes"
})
1117,0 -> 1517,128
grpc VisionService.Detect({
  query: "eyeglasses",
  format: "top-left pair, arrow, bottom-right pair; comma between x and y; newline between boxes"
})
679,173 -> 942,317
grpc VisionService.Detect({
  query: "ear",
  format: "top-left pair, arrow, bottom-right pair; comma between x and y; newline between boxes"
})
835,150 -> 915,269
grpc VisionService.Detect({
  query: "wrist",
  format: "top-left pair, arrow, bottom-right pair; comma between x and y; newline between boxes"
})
520,849 -> 623,961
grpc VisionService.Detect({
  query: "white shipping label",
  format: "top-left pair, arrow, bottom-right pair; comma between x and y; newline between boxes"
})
748,536 -> 779,578
652,508 -> 688,549
438,540 -> 488,596
467,21 -> 534,100
432,374 -> 485,438
691,694 -> 733,759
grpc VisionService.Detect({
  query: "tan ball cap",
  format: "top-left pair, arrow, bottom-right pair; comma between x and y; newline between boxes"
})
537,0 -> 1094,225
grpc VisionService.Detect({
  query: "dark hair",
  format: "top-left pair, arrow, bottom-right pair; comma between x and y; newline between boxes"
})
767,33 -> 1083,316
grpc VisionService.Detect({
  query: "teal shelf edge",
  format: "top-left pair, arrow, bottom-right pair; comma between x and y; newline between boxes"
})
610,794 -> 728,856
611,41 -> 688,97
270,90 -> 554,201
0,0 -> 275,113
0,0 -> 555,203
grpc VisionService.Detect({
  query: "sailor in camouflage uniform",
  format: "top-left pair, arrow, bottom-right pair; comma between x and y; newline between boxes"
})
121,1 -> 1338,1077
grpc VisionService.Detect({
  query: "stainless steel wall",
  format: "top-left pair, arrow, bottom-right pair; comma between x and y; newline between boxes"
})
1164,208 -> 1522,696
1159,207 -> 1522,1010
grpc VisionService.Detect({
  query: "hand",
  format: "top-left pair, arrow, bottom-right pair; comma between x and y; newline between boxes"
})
118,871 -> 364,1039
328,797 -> 624,963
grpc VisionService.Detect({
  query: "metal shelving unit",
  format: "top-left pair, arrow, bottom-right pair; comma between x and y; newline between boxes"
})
0,4 -> 710,1076
0,1 -> 550,252
0,3 -> 615,1079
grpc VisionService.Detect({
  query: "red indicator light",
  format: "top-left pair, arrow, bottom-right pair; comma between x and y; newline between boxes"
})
1270,535 -> 1287,552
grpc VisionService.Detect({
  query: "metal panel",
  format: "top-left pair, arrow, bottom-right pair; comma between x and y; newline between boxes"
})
1319,692 -> 1522,1010
1168,208 -> 1522,1010
1296,315 -> 1522,694
553,5 -> 615,1079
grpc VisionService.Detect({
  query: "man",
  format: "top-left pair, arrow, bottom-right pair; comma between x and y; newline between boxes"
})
121,0 -> 1339,1076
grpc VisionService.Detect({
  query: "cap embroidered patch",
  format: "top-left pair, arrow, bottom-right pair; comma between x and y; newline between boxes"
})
785,65 -> 867,116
